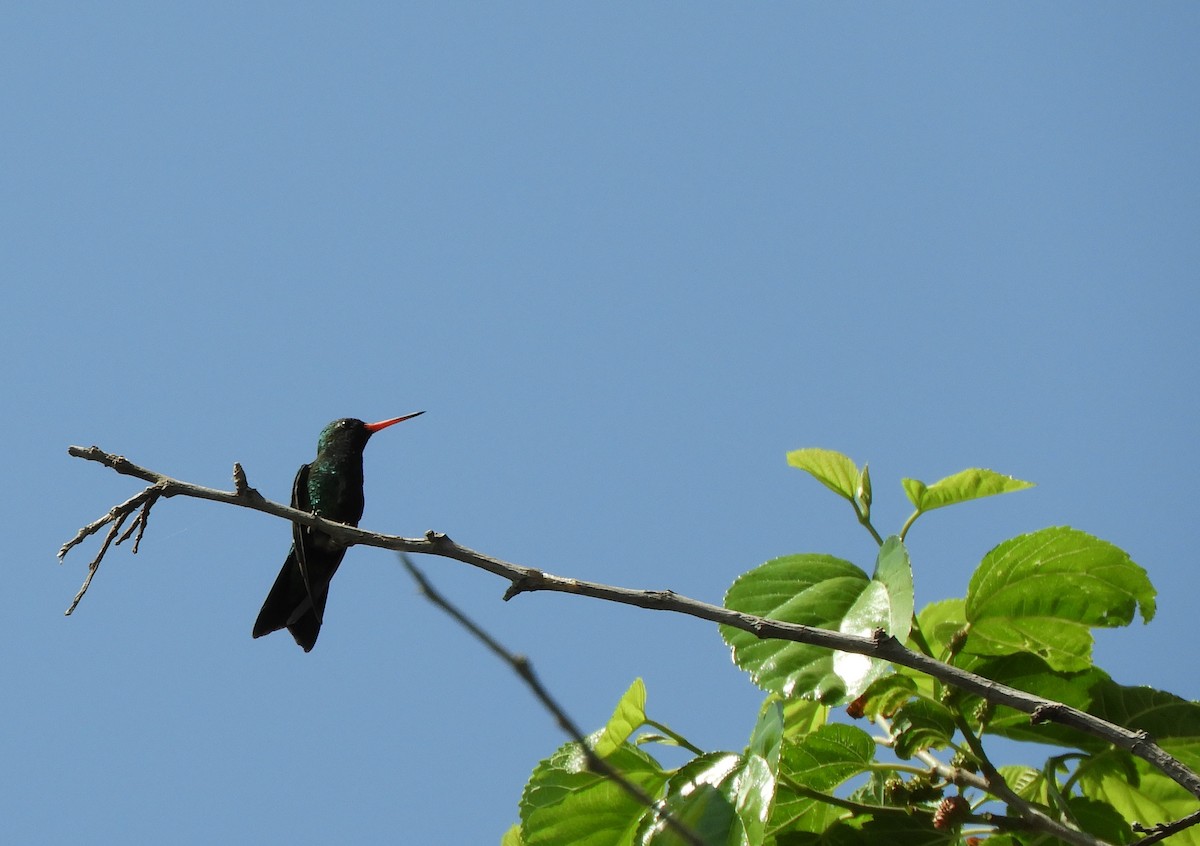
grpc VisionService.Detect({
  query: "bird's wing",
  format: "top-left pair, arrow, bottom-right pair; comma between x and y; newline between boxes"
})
291,462 -> 322,625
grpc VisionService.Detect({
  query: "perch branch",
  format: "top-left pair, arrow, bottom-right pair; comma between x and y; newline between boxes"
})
61,444 -> 1200,809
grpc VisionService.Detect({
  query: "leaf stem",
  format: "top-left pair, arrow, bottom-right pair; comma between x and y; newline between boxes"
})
641,719 -> 706,756
851,498 -> 885,546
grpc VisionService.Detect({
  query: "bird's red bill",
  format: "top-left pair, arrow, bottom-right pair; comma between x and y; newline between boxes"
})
364,411 -> 425,432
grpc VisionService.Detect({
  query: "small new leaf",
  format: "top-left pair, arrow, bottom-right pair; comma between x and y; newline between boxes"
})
902,468 -> 1034,513
856,463 -> 872,513
787,449 -> 861,502
594,678 -> 648,759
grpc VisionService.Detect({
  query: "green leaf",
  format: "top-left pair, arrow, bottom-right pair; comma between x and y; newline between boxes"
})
742,703 -> 785,845
769,725 -> 874,838
901,468 -> 1034,512
997,765 -> 1049,804
501,823 -> 524,846
890,698 -> 955,759
957,653 -> 1111,750
1078,755 -> 1200,846
595,679 -> 647,759
780,699 -> 830,742
1088,682 -> 1200,771
722,554 -> 870,702
723,542 -> 913,704
640,749 -> 778,846
787,449 -> 861,502
643,782 -> 741,846
767,791 -> 844,840
964,527 -> 1157,671
1066,796 -> 1135,844
748,699 -> 785,771
520,740 -> 668,846
958,652 -> 1200,768
776,814 -> 954,846
833,538 -> 913,696
873,537 -> 914,637
914,598 -> 967,659
853,675 -> 918,720
781,724 -> 875,792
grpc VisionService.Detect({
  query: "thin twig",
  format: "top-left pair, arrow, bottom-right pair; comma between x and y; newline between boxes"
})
61,444 -> 1200,807
60,482 -> 166,615
397,554 -> 705,846
1133,807 -> 1200,845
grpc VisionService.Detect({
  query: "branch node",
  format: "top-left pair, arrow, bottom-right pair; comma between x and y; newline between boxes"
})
644,589 -> 677,607
504,573 -> 545,601
1131,728 -> 1156,750
1030,703 -> 1063,725
233,462 -> 249,495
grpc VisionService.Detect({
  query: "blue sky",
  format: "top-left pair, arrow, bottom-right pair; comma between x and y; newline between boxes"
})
5,4 -> 1198,843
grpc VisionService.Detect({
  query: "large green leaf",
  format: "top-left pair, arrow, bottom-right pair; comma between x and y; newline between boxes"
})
595,679 -> 648,759
833,538 -> 913,696
959,653 -> 1200,768
502,824 -> 524,846
786,449 -> 861,502
1088,682 -> 1200,771
723,542 -> 913,703
722,554 -> 869,702
956,653 -> 1111,750
520,740 -> 668,846
964,527 -> 1156,671
901,468 -> 1034,512
769,725 -> 875,838
780,724 -> 875,792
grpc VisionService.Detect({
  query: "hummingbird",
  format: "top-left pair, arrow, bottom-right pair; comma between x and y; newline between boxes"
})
252,412 -> 424,651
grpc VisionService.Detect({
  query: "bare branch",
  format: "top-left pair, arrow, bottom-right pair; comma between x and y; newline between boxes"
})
62,444 -> 1200,805
59,482 -> 166,615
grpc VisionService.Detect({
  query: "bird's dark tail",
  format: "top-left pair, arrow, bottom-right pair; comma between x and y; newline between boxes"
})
253,546 -> 342,652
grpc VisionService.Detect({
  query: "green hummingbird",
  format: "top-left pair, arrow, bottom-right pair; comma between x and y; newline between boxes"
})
252,412 -> 424,651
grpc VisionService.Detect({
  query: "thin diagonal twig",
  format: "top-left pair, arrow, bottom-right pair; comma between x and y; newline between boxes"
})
397,554 -> 706,846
